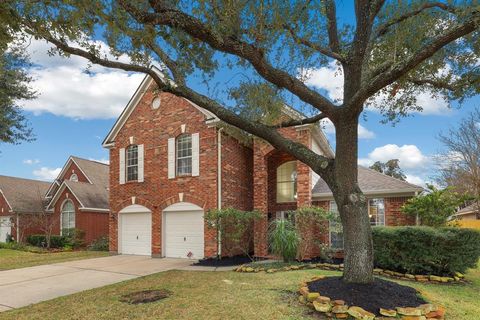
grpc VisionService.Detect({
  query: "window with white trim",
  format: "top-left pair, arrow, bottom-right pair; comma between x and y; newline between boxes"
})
70,174 -> 78,182
61,200 -> 75,232
176,134 -> 192,176
126,145 -> 138,181
369,198 -> 385,226
329,201 -> 344,249
276,161 -> 297,203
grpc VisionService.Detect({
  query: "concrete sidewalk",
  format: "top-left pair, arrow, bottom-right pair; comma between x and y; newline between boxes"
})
0,255 -> 193,312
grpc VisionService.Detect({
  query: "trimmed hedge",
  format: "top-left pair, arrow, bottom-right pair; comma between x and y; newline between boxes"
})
373,226 -> 480,276
27,235 -> 66,248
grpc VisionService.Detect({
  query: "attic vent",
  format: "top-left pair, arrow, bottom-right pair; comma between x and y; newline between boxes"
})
152,97 -> 161,109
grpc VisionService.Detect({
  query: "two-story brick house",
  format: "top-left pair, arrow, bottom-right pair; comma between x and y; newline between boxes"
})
103,73 -> 423,259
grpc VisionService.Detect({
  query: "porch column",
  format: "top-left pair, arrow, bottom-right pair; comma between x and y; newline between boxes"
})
253,139 -> 269,257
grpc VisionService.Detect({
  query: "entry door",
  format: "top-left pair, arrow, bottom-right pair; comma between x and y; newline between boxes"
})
120,212 -> 151,255
164,211 -> 204,259
0,216 -> 12,243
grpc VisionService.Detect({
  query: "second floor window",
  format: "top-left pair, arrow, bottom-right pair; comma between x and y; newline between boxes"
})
176,134 -> 192,176
70,174 -> 78,182
126,145 -> 138,181
276,161 -> 297,203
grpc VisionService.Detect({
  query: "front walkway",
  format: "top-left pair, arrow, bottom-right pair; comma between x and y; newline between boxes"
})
0,255 -> 193,312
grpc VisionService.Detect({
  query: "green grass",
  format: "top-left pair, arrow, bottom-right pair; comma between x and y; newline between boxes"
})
0,249 -> 109,270
2,264 -> 479,319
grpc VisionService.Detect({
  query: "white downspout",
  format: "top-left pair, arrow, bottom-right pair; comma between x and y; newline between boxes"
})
217,128 -> 224,257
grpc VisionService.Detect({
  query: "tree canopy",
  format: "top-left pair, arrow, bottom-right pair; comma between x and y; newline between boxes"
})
369,159 -> 407,181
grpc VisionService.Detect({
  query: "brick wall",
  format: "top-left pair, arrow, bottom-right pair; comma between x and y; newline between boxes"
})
384,196 -> 416,226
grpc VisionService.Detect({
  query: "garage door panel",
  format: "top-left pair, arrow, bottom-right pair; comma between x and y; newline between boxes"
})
120,212 -> 151,256
164,210 -> 204,259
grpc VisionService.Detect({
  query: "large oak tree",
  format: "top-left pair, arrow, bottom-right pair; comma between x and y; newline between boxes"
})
7,0 -> 479,283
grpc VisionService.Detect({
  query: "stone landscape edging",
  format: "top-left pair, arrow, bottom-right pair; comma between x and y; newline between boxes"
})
234,263 -> 466,284
297,276 -> 446,320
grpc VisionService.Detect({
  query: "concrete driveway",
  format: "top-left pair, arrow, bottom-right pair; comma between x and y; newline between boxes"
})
0,255 -> 193,312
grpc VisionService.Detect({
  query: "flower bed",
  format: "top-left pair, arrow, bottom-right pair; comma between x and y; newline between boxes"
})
235,262 -> 466,284
298,276 -> 446,319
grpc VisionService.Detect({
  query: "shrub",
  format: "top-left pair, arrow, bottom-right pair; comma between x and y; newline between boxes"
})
0,241 -> 45,253
27,234 -> 66,248
269,219 -> 300,262
62,228 -> 86,248
373,226 -> 480,276
88,236 -> 109,251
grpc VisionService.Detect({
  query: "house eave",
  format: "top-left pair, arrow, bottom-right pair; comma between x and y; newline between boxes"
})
312,188 -> 422,200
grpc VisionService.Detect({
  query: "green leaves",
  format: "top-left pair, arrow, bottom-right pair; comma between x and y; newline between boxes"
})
268,219 -> 299,263
401,184 -> 470,227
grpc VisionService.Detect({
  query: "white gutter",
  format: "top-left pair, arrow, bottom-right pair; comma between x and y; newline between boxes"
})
217,127 -> 224,257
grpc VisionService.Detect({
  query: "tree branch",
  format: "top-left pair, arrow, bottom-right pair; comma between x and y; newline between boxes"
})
284,25 -> 345,62
271,113 -> 327,128
375,2 -> 456,38
353,11 -> 479,106
323,0 -> 341,53
406,78 -> 456,91
118,1 -> 338,117
33,32 -> 334,176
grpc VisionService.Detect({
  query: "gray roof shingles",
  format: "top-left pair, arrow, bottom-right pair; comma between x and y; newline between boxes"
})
0,176 -> 51,213
312,166 -> 423,196
61,157 -> 109,210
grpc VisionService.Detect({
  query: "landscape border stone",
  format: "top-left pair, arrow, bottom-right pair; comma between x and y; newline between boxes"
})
234,263 -> 466,284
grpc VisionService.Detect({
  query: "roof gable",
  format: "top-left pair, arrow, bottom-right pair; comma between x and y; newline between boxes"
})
102,68 -> 218,148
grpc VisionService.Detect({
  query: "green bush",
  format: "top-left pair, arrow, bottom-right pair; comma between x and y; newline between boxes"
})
269,219 -> 300,262
0,241 -> 45,253
88,236 -> 109,251
62,228 -> 86,248
27,234 -> 66,248
373,226 -> 480,276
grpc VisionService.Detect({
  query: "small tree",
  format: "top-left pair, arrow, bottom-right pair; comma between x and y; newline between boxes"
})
28,188 -> 61,249
269,219 -> 299,263
401,184 -> 469,227
370,159 -> 407,181
205,208 -> 261,260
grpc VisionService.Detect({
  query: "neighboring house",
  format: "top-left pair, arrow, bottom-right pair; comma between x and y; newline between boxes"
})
45,156 -> 110,244
453,203 -> 480,221
104,72 -> 423,259
0,175 -> 51,242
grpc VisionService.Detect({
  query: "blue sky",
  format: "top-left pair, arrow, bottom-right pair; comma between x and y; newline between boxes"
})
0,3 -> 478,186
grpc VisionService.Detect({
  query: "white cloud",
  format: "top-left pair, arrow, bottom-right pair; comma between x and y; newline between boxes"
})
23,159 -> 40,165
405,174 -> 426,186
89,157 -> 110,165
21,38 -> 144,120
33,167 -> 61,181
303,62 -> 450,116
320,119 -> 375,139
361,144 -> 428,169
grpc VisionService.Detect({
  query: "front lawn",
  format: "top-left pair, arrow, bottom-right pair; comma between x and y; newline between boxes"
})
0,249 -> 109,270
2,264 -> 479,320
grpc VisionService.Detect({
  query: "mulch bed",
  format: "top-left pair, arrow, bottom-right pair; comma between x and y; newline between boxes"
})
193,255 -> 266,267
119,289 -> 172,304
307,277 -> 426,315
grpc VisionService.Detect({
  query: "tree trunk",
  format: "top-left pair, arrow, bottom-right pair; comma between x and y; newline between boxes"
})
332,113 -> 374,283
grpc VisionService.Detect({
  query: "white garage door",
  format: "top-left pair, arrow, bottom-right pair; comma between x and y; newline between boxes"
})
0,216 -> 12,243
119,207 -> 151,256
164,208 -> 204,259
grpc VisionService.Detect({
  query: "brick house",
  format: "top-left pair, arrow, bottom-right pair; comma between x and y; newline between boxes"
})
45,156 -> 110,244
0,156 -> 109,245
103,72 -> 423,259
0,176 -> 51,242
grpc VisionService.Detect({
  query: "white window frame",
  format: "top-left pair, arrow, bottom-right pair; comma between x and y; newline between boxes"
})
70,174 -> 78,182
126,145 -> 138,182
176,134 -> 192,176
276,161 -> 297,203
368,198 -> 386,226
60,200 -> 75,235
329,201 -> 344,249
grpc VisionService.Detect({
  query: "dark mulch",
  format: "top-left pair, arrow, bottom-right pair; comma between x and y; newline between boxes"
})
119,289 -> 172,304
302,257 -> 343,265
193,255 -> 266,267
307,277 -> 426,315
